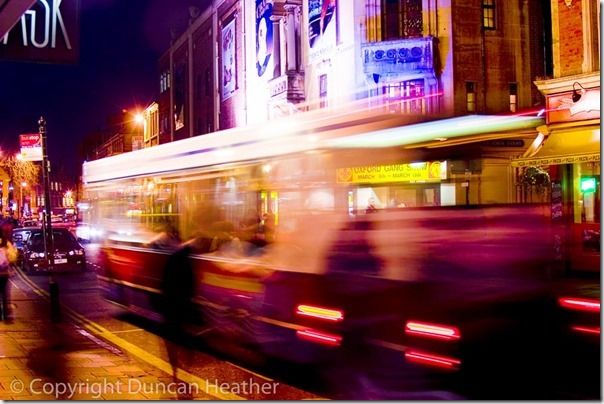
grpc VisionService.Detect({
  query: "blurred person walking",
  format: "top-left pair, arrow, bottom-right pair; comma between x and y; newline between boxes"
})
159,242 -> 196,398
0,228 -> 18,322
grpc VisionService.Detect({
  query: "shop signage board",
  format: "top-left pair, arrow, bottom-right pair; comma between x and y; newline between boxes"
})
547,89 -> 600,124
0,0 -> 79,64
336,161 -> 447,184
19,133 -> 42,161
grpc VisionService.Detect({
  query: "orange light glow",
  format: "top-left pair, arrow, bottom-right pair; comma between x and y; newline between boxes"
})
405,320 -> 461,341
558,297 -> 600,313
571,325 -> 600,335
296,304 -> 344,322
405,350 -> 461,370
296,329 -> 342,346
134,113 -> 144,125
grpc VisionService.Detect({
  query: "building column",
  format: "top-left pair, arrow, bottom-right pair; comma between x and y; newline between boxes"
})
285,5 -> 297,72
271,15 -> 282,79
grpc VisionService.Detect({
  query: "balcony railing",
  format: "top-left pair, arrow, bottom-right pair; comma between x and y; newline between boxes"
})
361,36 -> 436,78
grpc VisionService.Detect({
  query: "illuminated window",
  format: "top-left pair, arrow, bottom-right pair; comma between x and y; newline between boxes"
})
482,0 -> 496,30
509,82 -> 518,113
319,74 -> 328,108
466,82 -> 476,112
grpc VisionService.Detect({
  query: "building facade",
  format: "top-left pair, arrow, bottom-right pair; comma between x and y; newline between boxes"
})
81,110 -> 145,161
512,0 -> 600,272
143,102 -> 160,148
157,0 -> 548,138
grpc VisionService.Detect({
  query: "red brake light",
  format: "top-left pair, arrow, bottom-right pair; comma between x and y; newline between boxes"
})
296,304 -> 344,322
405,350 -> 461,370
571,325 -> 600,335
558,297 -> 600,313
296,329 -> 342,346
405,320 -> 461,341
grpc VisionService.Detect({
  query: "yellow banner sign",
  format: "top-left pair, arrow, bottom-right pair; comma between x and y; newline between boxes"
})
337,161 -> 447,184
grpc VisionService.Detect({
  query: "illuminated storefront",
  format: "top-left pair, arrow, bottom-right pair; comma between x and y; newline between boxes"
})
513,74 -> 600,272
337,161 -> 449,212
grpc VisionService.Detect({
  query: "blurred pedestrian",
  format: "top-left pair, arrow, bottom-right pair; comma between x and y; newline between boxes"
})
159,242 -> 196,397
365,197 -> 378,214
149,221 -> 181,250
0,228 -> 18,322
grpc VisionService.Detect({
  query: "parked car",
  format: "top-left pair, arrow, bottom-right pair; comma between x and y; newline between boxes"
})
22,228 -> 86,274
11,226 -> 40,266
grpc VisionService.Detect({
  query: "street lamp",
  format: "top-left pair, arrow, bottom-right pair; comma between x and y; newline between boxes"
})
134,113 -> 144,125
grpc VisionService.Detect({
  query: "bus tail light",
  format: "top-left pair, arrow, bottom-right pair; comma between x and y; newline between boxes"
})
558,297 -> 600,313
296,304 -> 344,322
405,350 -> 461,370
296,329 -> 342,347
571,325 -> 600,335
405,320 -> 461,341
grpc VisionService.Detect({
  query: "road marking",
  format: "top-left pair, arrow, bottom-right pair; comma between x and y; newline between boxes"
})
110,328 -> 144,334
15,268 -> 245,400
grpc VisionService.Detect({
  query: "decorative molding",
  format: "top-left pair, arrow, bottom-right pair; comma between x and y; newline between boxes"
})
361,36 -> 436,80
534,72 -> 600,94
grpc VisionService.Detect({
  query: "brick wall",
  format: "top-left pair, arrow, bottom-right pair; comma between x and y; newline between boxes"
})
557,0 -> 584,76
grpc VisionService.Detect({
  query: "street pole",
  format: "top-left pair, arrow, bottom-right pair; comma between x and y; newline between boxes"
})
39,117 -> 60,322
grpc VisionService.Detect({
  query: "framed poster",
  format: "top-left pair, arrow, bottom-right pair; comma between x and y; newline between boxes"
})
255,0 -> 273,77
308,0 -> 336,61
222,18 -> 236,100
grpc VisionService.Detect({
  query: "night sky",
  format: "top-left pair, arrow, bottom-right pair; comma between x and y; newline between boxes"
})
0,0 -> 206,177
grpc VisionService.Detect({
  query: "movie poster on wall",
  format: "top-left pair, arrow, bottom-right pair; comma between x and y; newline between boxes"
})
256,0 -> 274,77
222,18 -> 236,100
174,60 -> 186,131
308,0 -> 337,62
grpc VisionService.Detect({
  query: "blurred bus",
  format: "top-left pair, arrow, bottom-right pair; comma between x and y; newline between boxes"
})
83,111 -> 599,399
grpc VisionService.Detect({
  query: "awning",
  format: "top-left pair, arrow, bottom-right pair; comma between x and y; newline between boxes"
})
325,115 -> 544,149
511,125 -> 600,167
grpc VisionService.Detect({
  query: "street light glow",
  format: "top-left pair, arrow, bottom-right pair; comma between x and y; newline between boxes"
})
134,113 -> 144,125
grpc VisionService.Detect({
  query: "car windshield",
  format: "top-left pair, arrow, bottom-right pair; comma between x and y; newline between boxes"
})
29,231 -> 78,252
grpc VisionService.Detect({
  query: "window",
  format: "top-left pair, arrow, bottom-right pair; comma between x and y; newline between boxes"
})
509,82 -> 518,113
382,79 -> 425,113
482,0 -> 496,30
319,74 -> 328,108
366,0 -> 422,42
466,82 -> 476,113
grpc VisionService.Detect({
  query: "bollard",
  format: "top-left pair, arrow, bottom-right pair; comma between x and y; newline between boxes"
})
49,278 -> 61,323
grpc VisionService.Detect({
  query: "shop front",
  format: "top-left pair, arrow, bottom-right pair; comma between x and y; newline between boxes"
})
513,74 -> 600,272
336,160 -> 451,214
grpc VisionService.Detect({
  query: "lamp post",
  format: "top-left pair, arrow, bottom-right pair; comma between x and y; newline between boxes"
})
19,182 -> 27,219
39,117 -> 60,322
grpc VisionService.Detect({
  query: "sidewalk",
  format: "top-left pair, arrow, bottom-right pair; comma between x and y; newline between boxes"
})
0,275 -> 210,400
